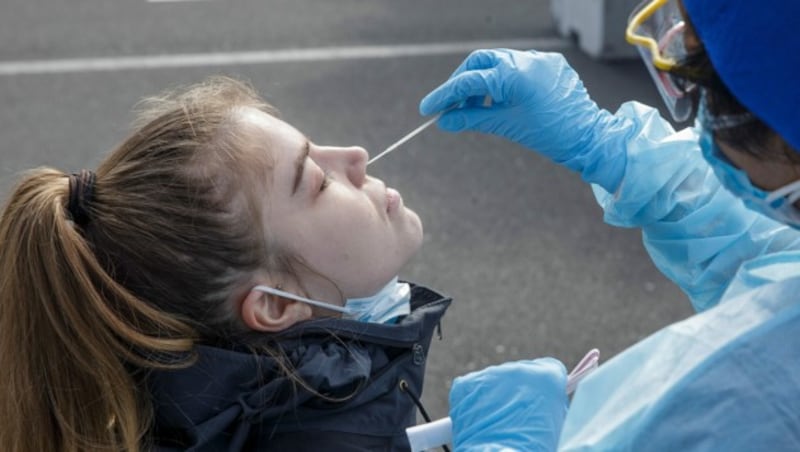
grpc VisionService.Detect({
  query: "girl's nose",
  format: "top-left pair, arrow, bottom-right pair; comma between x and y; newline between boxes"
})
314,146 -> 368,187
347,147 -> 368,187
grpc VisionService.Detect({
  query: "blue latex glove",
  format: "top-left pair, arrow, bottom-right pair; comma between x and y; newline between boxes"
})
450,358 -> 568,452
419,48 -> 634,193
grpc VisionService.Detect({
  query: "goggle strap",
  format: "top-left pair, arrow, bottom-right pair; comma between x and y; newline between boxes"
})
700,110 -> 757,131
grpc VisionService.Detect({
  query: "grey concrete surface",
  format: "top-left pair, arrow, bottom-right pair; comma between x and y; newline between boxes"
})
0,0 -> 694,427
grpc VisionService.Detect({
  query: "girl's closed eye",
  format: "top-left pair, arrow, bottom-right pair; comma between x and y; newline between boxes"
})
320,171 -> 332,192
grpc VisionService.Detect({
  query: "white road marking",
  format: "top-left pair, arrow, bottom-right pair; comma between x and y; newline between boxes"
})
147,0 -> 212,3
0,38 -> 569,76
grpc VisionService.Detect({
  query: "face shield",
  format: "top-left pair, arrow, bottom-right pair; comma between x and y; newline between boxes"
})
626,0 -> 697,122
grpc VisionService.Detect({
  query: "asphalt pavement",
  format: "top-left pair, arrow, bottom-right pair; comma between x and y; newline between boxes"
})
1,0 -> 694,422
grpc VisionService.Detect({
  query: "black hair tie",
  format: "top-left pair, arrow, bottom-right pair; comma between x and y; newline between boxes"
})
67,170 -> 96,227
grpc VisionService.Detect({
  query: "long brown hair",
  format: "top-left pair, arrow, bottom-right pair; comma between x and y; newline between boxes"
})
0,77 -> 284,451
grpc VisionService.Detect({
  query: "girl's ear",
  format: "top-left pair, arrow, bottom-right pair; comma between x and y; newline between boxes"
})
240,283 -> 313,332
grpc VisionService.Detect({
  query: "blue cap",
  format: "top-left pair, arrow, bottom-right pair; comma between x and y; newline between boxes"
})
682,0 -> 800,151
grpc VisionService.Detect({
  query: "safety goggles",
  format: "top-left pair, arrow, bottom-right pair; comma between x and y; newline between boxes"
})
626,0 -> 697,122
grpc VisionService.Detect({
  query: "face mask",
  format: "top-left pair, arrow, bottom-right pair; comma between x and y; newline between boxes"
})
252,277 -> 411,325
698,101 -> 800,229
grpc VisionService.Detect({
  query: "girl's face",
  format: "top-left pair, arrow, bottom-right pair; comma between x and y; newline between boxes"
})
239,107 -> 423,304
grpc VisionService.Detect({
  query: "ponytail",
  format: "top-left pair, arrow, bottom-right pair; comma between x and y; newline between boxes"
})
0,169 -> 194,451
1,76 -> 285,451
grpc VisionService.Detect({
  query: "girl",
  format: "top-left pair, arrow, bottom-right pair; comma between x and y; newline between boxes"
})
0,76 -> 450,451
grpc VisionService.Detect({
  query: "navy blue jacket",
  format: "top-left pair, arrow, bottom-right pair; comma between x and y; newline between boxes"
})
147,284 -> 451,451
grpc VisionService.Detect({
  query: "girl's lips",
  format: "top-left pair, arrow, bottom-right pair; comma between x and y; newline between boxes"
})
386,187 -> 401,213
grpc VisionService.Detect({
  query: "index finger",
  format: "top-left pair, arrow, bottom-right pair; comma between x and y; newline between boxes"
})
446,48 -> 507,79
419,68 -> 501,116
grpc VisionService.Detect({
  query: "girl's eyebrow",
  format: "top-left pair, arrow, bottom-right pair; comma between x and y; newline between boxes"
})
291,140 -> 311,196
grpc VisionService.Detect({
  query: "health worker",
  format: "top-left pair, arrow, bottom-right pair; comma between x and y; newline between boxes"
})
420,0 -> 800,450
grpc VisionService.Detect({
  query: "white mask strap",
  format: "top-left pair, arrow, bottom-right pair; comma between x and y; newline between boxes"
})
252,285 -> 353,315
765,179 -> 800,204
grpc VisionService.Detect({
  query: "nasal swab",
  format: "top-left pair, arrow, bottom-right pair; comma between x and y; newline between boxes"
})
406,349 -> 600,452
367,112 -> 444,166
566,348 -> 600,394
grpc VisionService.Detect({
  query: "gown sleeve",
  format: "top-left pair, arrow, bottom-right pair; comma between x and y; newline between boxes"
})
590,101 -> 800,312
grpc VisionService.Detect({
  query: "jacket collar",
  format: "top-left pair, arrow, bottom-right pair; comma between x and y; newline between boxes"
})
148,284 -> 450,449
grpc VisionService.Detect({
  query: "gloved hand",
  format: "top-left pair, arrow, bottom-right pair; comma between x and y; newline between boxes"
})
419,48 -> 633,193
449,358 -> 568,452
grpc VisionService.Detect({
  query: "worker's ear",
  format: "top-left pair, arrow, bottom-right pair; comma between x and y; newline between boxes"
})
240,281 -> 313,332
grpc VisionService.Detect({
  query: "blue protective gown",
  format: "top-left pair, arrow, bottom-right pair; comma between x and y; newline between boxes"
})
559,102 -> 800,450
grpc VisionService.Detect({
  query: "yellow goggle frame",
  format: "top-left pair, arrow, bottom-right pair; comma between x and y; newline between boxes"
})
625,0 -> 679,71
